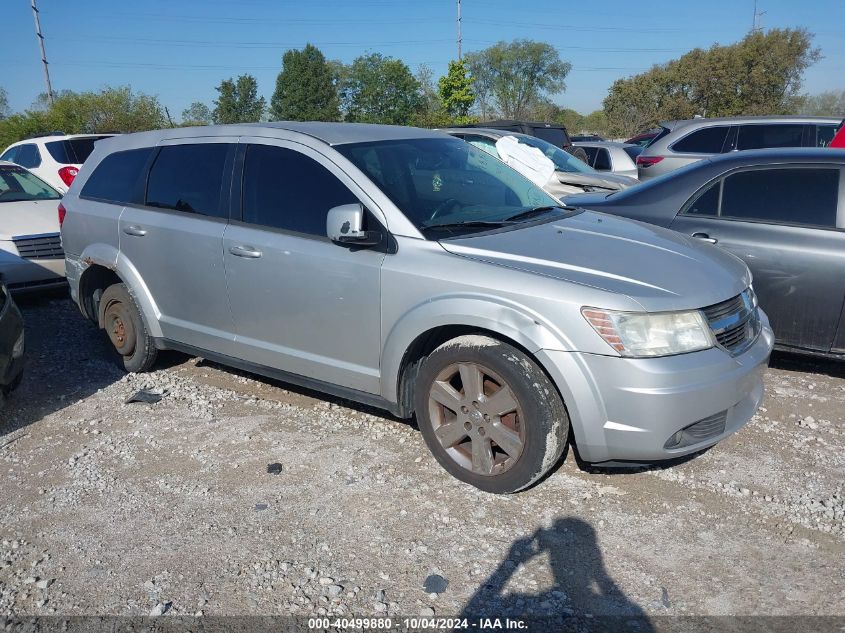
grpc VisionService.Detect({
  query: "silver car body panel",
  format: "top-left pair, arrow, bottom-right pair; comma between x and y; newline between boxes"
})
62,123 -> 772,464
573,141 -> 640,178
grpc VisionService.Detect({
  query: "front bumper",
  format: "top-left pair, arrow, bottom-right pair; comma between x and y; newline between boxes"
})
0,247 -> 66,293
538,311 -> 774,464
0,285 -> 25,392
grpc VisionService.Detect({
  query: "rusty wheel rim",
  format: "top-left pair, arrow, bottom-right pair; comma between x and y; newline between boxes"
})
104,300 -> 136,357
427,362 -> 525,477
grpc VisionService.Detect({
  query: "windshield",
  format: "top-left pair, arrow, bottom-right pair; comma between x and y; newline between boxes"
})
0,166 -> 60,202
510,134 -> 595,174
336,137 -> 565,237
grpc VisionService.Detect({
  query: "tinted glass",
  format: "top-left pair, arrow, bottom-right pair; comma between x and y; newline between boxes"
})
14,144 -> 41,168
580,146 -> 599,166
337,137 -> 561,237
242,145 -> 358,236
594,148 -> 612,171
0,166 -> 60,202
815,125 -> 838,147
0,147 -> 18,163
671,126 -> 729,154
146,144 -> 230,218
81,147 -> 153,204
721,168 -> 839,228
684,181 -> 720,216
46,136 -> 110,164
623,145 -> 643,160
530,127 -> 568,148
736,124 -> 804,150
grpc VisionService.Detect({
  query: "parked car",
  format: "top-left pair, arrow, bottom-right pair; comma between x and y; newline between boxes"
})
0,133 -> 115,193
442,128 -> 638,197
637,116 -> 840,180
0,162 -> 66,292
570,134 -> 605,142
61,123 -> 772,493
567,148 -> 845,358
452,120 -> 573,150
574,141 -> 642,178
0,266 -> 25,402
624,131 -> 659,147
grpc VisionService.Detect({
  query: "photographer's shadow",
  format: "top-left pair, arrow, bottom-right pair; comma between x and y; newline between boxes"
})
461,517 -> 654,631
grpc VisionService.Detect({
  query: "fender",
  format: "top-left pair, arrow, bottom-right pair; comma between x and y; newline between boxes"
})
379,293 -> 577,404
77,244 -> 164,339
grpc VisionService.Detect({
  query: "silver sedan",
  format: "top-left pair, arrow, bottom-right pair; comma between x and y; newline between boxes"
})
574,141 -> 642,179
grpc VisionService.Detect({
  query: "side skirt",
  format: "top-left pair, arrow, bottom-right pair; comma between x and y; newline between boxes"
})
157,338 -> 405,418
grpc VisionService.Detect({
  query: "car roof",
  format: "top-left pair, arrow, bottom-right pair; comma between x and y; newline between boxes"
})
441,127 -> 525,140
661,115 -> 841,131
573,141 -> 636,149
703,146 -> 845,166
8,133 -> 116,145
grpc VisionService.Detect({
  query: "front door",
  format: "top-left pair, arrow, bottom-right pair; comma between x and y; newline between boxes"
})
672,165 -> 845,352
223,139 -> 385,394
118,138 -> 237,355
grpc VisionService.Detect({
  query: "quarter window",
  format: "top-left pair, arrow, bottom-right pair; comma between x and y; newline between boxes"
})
684,181 -> 720,216
146,144 -> 231,218
815,125 -> 838,147
241,144 -> 358,236
671,127 -> 730,154
593,148 -> 612,171
735,124 -> 804,150
80,147 -> 153,204
720,168 -> 839,228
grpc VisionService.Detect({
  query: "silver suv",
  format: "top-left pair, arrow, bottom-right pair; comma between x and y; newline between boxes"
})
638,115 -> 840,180
61,123 -> 774,493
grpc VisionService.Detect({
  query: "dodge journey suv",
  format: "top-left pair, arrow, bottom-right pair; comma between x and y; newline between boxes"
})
61,123 -> 774,493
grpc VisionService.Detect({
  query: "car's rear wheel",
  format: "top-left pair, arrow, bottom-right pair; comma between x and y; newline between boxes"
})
414,335 -> 569,493
99,283 -> 157,373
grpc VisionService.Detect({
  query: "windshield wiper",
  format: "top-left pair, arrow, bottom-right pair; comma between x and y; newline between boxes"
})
505,205 -> 569,222
421,219 -> 514,230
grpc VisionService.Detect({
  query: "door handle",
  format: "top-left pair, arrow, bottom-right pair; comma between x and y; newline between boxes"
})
123,225 -> 147,237
692,232 -> 717,244
229,245 -> 262,259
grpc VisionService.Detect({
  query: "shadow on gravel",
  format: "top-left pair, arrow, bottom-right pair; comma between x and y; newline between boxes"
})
460,517 -> 655,632
0,292 -> 124,436
769,350 -> 845,380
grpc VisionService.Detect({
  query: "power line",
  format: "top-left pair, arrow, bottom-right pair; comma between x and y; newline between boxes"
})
30,0 -> 54,104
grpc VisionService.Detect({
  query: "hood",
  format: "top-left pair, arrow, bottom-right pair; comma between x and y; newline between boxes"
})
439,211 -> 751,312
561,191 -> 618,207
0,199 -> 61,241
554,170 -> 637,191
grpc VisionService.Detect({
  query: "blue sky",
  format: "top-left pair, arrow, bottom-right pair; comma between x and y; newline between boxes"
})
2,0 -> 843,120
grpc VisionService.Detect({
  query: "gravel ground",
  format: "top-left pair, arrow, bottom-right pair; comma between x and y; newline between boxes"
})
1,293 -> 843,624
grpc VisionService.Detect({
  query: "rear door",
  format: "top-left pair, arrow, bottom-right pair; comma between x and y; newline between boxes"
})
671,165 -> 845,352
118,138 -> 237,355
222,138 -> 385,394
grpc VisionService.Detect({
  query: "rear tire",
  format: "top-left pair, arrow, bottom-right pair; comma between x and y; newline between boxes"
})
99,283 -> 157,373
414,335 -> 569,493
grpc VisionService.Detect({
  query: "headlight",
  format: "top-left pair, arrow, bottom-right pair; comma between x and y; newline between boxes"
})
582,307 -> 715,357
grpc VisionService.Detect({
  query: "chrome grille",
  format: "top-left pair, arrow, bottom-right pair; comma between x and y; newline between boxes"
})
13,233 -> 64,260
702,289 -> 760,356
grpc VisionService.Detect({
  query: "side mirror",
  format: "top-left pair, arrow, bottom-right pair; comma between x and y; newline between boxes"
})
327,203 -> 381,246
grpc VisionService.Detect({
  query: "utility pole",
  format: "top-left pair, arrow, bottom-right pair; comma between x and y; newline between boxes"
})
456,0 -> 462,60
751,0 -> 766,33
30,0 -> 54,105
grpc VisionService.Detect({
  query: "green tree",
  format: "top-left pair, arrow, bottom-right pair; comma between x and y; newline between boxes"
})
582,110 -> 609,136
0,87 -> 9,120
799,90 -> 845,116
438,60 -> 475,121
464,40 -> 571,119
604,28 -> 821,137
269,44 -> 340,122
412,64 -> 452,128
181,102 -> 212,126
339,53 -> 421,125
212,74 -> 265,124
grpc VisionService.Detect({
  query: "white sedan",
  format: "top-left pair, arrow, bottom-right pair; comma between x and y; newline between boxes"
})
0,162 -> 66,292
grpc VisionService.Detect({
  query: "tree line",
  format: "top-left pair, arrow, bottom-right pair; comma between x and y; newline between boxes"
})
0,29 -> 840,150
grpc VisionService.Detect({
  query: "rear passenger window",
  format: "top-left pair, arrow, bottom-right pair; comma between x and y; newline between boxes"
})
736,124 -> 804,150
684,181 -> 720,216
593,148 -> 612,171
241,144 -> 358,236
146,144 -> 230,218
720,168 -> 839,228
80,147 -> 153,204
14,144 -> 41,168
671,127 -> 730,154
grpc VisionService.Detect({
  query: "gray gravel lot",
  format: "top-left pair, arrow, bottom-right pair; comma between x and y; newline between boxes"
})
1,293 -> 843,622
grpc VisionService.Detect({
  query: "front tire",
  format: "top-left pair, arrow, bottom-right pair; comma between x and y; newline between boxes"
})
98,283 -> 157,373
414,335 -> 569,493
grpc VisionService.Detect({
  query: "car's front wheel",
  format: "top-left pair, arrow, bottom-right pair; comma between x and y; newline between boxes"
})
414,335 -> 569,493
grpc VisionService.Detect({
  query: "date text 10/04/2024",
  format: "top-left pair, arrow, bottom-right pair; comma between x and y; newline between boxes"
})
307,617 -> 529,630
